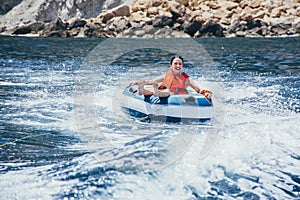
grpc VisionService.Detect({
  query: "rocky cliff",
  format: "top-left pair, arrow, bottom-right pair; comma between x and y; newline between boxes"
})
0,0 -> 299,38
0,0 -> 132,30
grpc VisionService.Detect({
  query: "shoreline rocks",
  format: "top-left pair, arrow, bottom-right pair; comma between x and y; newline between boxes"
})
1,0 -> 300,38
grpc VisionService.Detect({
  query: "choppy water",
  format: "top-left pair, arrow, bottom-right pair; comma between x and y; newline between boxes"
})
0,36 -> 299,199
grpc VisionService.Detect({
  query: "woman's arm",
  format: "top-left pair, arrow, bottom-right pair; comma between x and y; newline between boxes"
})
147,74 -> 165,85
131,74 -> 165,85
186,78 -> 201,93
187,78 -> 212,101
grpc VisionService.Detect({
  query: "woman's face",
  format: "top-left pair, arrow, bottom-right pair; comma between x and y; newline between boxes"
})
170,57 -> 183,75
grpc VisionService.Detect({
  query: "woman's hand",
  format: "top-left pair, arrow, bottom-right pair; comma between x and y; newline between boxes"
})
200,89 -> 212,95
199,89 -> 212,101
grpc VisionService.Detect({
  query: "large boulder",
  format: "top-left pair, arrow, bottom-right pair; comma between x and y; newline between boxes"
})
246,19 -> 262,29
84,22 -> 115,38
168,1 -> 186,20
295,22 -> 300,33
67,18 -> 87,29
182,18 -> 202,37
152,15 -> 174,27
199,21 -> 225,37
49,17 -> 68,31
102,12 -> 116,24
100,5 -> 131,23
112,5 -> 131,17
12,21 -> 45,34
175,0 -> 189,6
106,16 -> 130,33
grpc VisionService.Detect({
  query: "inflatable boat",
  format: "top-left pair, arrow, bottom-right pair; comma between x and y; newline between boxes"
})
120,86 -> 213,122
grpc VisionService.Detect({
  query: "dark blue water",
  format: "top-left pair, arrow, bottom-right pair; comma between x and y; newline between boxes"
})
0,36 -> 299,199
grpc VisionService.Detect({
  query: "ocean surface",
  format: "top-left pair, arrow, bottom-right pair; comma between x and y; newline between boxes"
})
0,36 -> 299,199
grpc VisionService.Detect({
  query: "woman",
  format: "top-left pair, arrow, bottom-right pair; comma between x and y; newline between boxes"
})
130,55 -> 211,99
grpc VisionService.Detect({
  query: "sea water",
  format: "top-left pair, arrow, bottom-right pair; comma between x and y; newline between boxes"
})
0,36 -> 299,199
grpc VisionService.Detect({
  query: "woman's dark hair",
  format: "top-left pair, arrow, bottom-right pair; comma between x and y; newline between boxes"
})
170,55 -> 184,65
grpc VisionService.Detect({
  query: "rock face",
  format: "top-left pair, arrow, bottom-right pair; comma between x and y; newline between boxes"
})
0,0 -> 23,15
0,0 -> 132,30
0,0 -> 300,38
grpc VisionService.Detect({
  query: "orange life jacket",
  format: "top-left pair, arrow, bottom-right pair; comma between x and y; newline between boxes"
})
160,71 -> 189,95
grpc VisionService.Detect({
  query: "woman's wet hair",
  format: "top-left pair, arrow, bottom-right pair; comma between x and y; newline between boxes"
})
170,55 -> 184,65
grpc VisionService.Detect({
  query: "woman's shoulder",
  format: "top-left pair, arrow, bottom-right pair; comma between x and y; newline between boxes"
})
181,72 -> 189,78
